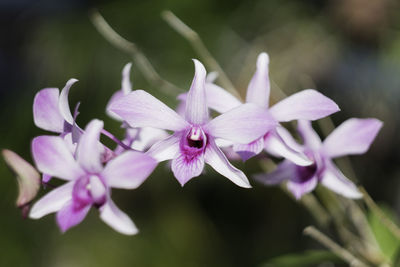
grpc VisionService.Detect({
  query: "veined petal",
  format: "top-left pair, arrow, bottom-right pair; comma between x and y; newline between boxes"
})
109,90 -> 188,131
146,134 -> 180,162
32,136 -> 84,181
297,120 -> 322,150
205,83 -> 242,113
322,118 -> 383,158
121,62 -> 132,95
76,119 -> 104,173
56,201 -> 91,233
245,52 -> 270,108
321,163 -> 362,198
33,88 -> 64,133
185,59 -> 209,125
171,152 -> 205,186
58,79 -> 78,125
106,90 -> 125,121
264,130 -> 312,166
204,139 -> 251,188
287,176 -> 318,200
269,89 -> 340,122
232,137 -> 264,161
103,151 -> 157,189
254,160 -> 295,185
29,181 -> 74,219
130,127 -> 169,151
100,199 -> 138,235
205,103 -> 276,144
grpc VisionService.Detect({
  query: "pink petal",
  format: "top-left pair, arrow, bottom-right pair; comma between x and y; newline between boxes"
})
287,175 -> 318,200
205,103 -> 276,144
56,200 -> 91,233
254,160 -> 295,185
264,130 -> 312,166
205,83 -> 242,113
29,181 -> 74,219
121,62 -> 132,95
32,136 -> 84,181
269,89 -> 340,122
106,90 -> 125,121
232,137 -> 264,161
76,119 -> 104,173
322,118 -> 383,158
33,88 -> 64,132
102,151 -> 157,189
171,152 -> 205,186
100,199 -> 138,235
130,127 -> 169,151
297,120 -> 322,150
185,59 -> 209,125
58,78 -> 78,125
245,52 -> 271,108
204,139 -> 251,188
2,149 -> 40,207
109,90 -> 188,131
146,134 -> 180,162
321,164 -> 362,199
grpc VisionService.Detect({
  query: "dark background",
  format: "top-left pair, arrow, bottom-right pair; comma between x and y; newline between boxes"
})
0,0 -> 399,266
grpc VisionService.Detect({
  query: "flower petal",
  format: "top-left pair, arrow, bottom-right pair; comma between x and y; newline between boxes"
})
297,120 -> 322,150
58,79 -> 78,125
232,137 -> 264,161
29,181 -> 74,219
204,103 -> 276,144
287,175 -> 318,200
264,130 -> 312,166
146,134 -> 181,162
171,152 -> 205,186
76,119 -> 104,173
130,127 -> 169,151
56,201 -> 91,233
185,59 -> 209,125
109,90 -> 188,131
100,199 -> 138,235
245,52 -> 271,108
106,90 -> 125,121
103,151 -> 157,189
269,89 -> 340,122
2,149 -> 41,207
254,160 -> 295,185
121,62 -> 132,95
322,118 -> 383,158
204,139 -> 251,188
205,83 -> 242,113
32,136 -> 84,181
33,88 -> 65,133
321,164 -> 362,198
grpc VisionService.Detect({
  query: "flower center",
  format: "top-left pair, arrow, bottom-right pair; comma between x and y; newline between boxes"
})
73,174 -> 107,209
186,127 -> 206,149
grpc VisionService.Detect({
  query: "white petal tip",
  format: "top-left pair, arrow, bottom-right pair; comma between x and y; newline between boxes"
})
257,52 -> 270,67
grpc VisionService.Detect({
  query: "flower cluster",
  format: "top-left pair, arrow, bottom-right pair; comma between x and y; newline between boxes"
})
12,52 -> 382,235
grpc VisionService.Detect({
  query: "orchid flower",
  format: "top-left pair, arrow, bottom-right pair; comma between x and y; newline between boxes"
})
256,118 -> 383,199
33,78 -> 81,139
106,63 -> 168,153
109,60 -> 276,188
204,52 -> 340,164
29,119 -> 157,234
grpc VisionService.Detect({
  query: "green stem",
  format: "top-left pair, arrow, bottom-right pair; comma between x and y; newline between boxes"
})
89,9 -> 183,96
161,10 -> 241,100
303,226 -> 371,267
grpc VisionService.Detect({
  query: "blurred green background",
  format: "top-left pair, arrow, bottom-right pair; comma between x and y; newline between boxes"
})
1,0 -> 399,266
